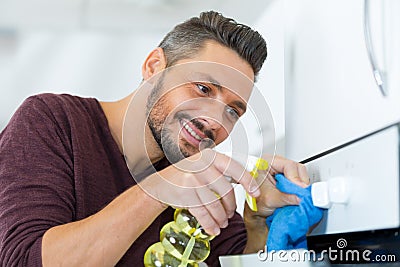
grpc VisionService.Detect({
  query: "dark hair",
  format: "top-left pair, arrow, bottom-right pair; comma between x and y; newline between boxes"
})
158,11 -> 267,77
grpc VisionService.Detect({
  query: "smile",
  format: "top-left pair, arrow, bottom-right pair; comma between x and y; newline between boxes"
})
183,122 -> 202,141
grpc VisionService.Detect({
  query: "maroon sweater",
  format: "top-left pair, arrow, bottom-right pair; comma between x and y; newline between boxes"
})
0,93 -> 247,266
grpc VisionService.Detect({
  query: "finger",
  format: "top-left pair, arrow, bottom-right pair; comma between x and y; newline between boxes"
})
189,205 -> 221,236
262,189 -> 300,209
207,177 -> 237,219
211,151 -> 260,197
266,173 -> 277,186
270,155 -> 307,188
198,166 -> 237,219
297,163 -> 310,185
220,190 -> 237,219
196,186 -> 230,229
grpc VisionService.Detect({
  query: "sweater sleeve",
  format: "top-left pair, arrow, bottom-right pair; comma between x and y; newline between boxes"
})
0,96 -> 75,267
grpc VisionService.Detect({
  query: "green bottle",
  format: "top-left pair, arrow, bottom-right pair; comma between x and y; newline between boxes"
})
144,209 -> 214,267
143,155 -> 268,267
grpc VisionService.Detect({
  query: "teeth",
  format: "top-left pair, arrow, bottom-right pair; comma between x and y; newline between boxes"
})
183,122 -> 202,141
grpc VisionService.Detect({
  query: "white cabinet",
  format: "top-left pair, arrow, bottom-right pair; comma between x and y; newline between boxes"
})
285,0 -> 400,162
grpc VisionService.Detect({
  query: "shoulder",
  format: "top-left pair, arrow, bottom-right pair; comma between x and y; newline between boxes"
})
16,93 -> 99,124
2,93 -> 101,143
6,93 -> 63,130
22,93 -> 96,113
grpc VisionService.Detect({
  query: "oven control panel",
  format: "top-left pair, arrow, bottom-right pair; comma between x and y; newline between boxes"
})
307,125 -> 400,235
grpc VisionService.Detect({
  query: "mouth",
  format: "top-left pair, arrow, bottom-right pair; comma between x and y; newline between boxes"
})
179,119 -> 207,147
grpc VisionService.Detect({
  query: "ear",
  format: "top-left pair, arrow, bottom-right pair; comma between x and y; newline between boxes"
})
142,47 -> 167,80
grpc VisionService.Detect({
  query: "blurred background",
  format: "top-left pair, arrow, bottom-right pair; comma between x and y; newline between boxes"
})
0,0 -> 285,155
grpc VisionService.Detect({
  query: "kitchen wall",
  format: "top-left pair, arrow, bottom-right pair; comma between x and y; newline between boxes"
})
284,0 -> 400,161
0,0 -> 285,156
0,31 -> 158,124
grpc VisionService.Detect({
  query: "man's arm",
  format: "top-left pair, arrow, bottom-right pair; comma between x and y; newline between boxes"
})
243,205 -> 268,253
0,97 -> 165,266
0,96 -> 260,266
42,185 -> 166,266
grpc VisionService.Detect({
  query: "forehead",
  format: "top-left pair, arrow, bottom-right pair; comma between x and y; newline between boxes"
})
162,62 -> 255,103
188,40 -> 255,82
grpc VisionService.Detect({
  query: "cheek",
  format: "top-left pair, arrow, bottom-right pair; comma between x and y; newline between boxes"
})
152,95 -> 178,121
149,98 -> 168,123
162,95 -> 191,118
214,126 -> 230,144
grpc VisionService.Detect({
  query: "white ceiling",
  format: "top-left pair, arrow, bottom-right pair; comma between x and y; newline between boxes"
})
0,0 -> 273,34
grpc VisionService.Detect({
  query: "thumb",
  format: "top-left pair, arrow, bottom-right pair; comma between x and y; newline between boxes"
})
265,190 -> 301,209
280,192 -> 301,206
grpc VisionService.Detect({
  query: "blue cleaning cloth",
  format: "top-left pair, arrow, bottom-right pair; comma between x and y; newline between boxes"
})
265,174 -> 324,251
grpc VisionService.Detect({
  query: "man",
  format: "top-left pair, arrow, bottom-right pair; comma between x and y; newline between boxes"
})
0,11 -> 309,266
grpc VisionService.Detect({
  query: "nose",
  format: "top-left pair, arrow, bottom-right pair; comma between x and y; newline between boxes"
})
198,116 -> 223,131
197,116 -> 229,145
196,107 -> 230,143
198,101 -> 226,131
193,100 -> 233,143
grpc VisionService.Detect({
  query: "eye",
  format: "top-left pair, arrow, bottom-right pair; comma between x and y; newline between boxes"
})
226,106 -> 239,120
196,83 -> 211,95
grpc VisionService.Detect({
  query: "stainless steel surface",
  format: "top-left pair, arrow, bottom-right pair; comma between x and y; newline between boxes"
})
364,0 -> 388,96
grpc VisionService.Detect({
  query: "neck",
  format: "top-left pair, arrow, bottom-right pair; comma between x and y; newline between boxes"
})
100,88 -> 164,173
100,94 -> 130,153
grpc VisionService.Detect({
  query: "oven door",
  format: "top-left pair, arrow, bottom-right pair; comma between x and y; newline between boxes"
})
306,123 -> 400,263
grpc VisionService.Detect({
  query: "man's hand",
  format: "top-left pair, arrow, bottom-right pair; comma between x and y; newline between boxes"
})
243,154 -> 310,253
140,149 -> 260,236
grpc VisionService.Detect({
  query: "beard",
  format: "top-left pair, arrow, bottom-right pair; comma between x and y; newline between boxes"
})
148,110 -> 189,164
146,75 -> 189,164
145,76 -> 215,164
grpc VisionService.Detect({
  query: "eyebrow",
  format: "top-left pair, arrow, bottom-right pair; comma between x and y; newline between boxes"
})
232,100 -> 247,114
195,73 -> 223,91
207,81 -> 247,113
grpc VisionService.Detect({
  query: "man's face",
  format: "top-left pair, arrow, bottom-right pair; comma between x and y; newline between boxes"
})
146,41 -> 255,163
